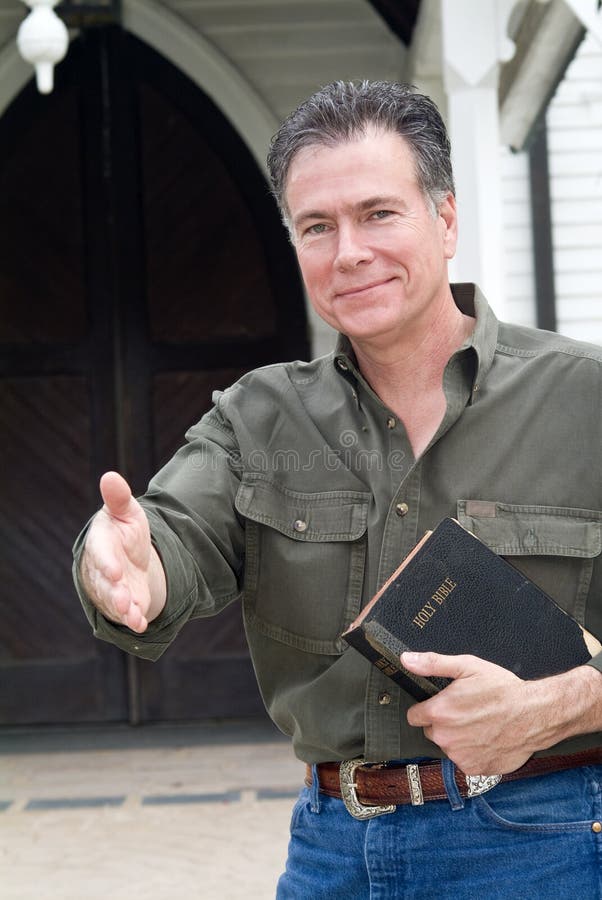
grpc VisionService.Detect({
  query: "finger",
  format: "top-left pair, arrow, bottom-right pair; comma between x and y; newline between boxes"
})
125,609 -> 148,634
110,584 -> 148,633
120,597 -> 148,633
401,651 -> 478,680
99,471 -> 134,519
406,698 -> 434,728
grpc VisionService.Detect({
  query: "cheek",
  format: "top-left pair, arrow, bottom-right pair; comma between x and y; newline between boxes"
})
297,254 -> 330,296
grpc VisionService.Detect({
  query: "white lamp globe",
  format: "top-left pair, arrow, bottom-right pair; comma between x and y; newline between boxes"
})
17,1 -> 69,94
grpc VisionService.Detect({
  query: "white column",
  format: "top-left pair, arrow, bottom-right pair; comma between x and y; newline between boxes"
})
440,0 -> 521,319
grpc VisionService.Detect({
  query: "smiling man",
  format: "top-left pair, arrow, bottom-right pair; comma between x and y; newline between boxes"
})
74,82 -> 602,898
285,124 -> 473,459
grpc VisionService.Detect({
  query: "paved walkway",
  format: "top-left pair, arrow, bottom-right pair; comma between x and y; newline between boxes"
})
0,719 -> 304,899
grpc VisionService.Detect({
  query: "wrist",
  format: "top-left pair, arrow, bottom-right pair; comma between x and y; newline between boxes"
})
524,665 -> 602,751
147,545 -> 167,622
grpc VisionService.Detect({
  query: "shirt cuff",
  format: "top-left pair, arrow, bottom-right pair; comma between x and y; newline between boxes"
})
586,650 -> 602,675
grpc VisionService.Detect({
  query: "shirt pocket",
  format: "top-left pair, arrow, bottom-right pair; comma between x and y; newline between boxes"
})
456,500 -> 602,623
235,474 -> 370,654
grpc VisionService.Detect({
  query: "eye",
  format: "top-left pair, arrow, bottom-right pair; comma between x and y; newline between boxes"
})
371,209 -> 393,220
306,222 -> 329,235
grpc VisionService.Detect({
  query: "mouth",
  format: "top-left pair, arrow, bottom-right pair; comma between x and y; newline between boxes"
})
334,277 -> 396,298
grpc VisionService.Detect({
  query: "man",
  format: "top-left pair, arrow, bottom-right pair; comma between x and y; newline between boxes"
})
74,82 -> 602,898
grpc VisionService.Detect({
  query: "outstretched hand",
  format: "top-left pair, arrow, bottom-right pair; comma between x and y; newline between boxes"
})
79,472 -> 166,633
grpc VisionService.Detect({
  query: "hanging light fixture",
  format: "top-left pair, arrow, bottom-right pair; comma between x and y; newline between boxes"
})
17,0 -> 69,95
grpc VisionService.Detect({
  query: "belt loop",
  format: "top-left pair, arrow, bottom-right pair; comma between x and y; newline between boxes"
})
442,759 -> 465,811
309,763 -> 322,813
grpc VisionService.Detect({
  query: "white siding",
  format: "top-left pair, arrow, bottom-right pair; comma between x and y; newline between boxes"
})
500,145 -> 536,327
547,31 -> 602,343
499,31 -> 602,342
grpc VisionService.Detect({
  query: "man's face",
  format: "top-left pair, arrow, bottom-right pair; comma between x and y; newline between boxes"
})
285,127 -> 457,348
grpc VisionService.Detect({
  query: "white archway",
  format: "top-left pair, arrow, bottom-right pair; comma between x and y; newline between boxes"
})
0,39 -> 36,117
1,0 -> 278,173
123,0 -> 278,174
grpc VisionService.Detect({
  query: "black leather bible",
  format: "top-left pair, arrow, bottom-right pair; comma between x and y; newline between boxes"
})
342,517 -> 601,701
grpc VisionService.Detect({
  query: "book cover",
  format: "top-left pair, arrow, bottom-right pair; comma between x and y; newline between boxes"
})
342,517 -> 601,701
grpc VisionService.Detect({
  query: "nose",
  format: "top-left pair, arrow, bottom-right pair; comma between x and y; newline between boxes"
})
334,224 -> 374,271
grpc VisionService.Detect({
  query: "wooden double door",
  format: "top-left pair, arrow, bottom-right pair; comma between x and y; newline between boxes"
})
0,27 -> 307,725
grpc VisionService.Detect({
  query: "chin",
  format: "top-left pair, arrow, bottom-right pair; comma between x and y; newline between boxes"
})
337,314 -> 399,340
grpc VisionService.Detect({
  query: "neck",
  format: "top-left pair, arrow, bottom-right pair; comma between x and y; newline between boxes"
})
351,290 -> 472,392
350,291 -> 475,458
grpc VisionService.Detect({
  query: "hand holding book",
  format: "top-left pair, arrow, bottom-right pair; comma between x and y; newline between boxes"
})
342,517 -> 601,701
400,648 -> 602,776
341,517 -> 602,774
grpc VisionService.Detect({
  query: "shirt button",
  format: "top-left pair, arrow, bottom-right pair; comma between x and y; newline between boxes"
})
378,692 -> 391,705
337,359 -> 349,372
386,416 -> 396,429
395,502 -> 409,517
592,822 -> 602,833
293,519 -> 307,533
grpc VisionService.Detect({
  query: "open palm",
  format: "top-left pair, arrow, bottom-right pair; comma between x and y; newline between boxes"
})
80,471 -> 165,633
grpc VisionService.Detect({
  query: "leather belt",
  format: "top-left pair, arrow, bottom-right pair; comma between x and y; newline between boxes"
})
306,748 -> 602,819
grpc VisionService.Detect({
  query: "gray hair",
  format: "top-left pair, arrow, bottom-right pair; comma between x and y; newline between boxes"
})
267,80 -> 455,230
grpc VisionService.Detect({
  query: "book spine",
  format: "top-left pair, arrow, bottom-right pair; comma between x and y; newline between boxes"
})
344,624 -> 437,702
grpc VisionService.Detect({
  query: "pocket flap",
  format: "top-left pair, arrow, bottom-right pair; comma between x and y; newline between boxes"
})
457,500 -> 602,558
236,476 -> 370,541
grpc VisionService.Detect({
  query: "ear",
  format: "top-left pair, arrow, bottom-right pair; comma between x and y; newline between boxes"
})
438,193 -> 458,260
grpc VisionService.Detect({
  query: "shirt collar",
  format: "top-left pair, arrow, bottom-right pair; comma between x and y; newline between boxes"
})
451,283 -> 498,391
333,283 -> 499,394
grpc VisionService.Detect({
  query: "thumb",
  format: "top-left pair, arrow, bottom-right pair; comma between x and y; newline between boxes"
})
99,471 -> 134,519
401,651 -> 477,681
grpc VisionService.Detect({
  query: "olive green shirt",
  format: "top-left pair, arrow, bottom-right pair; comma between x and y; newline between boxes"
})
74,284 -> 602,763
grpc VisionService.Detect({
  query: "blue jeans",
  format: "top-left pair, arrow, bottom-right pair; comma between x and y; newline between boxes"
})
277,762 -> 602,899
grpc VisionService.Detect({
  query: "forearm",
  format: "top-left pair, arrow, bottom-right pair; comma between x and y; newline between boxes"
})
522,664 -> 602,752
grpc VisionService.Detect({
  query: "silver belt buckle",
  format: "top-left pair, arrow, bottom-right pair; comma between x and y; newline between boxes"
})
339,758 -> 396,820
465,774 -> 502,797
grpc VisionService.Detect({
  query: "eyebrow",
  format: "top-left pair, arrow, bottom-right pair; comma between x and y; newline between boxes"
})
292,195 -> 408,229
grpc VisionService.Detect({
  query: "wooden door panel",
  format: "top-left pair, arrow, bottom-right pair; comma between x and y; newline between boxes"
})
0,86 -> 86,344
139,82 -> 277,342
0,27 -> 307,726
132,36 -> 302,721
0,61 -> 127,725
137,606 -> 263,721
152,370 -> 245,468
0,376 -> 127,723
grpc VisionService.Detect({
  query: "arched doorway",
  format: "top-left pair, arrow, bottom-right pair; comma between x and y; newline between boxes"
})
0,26 -> 308,725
